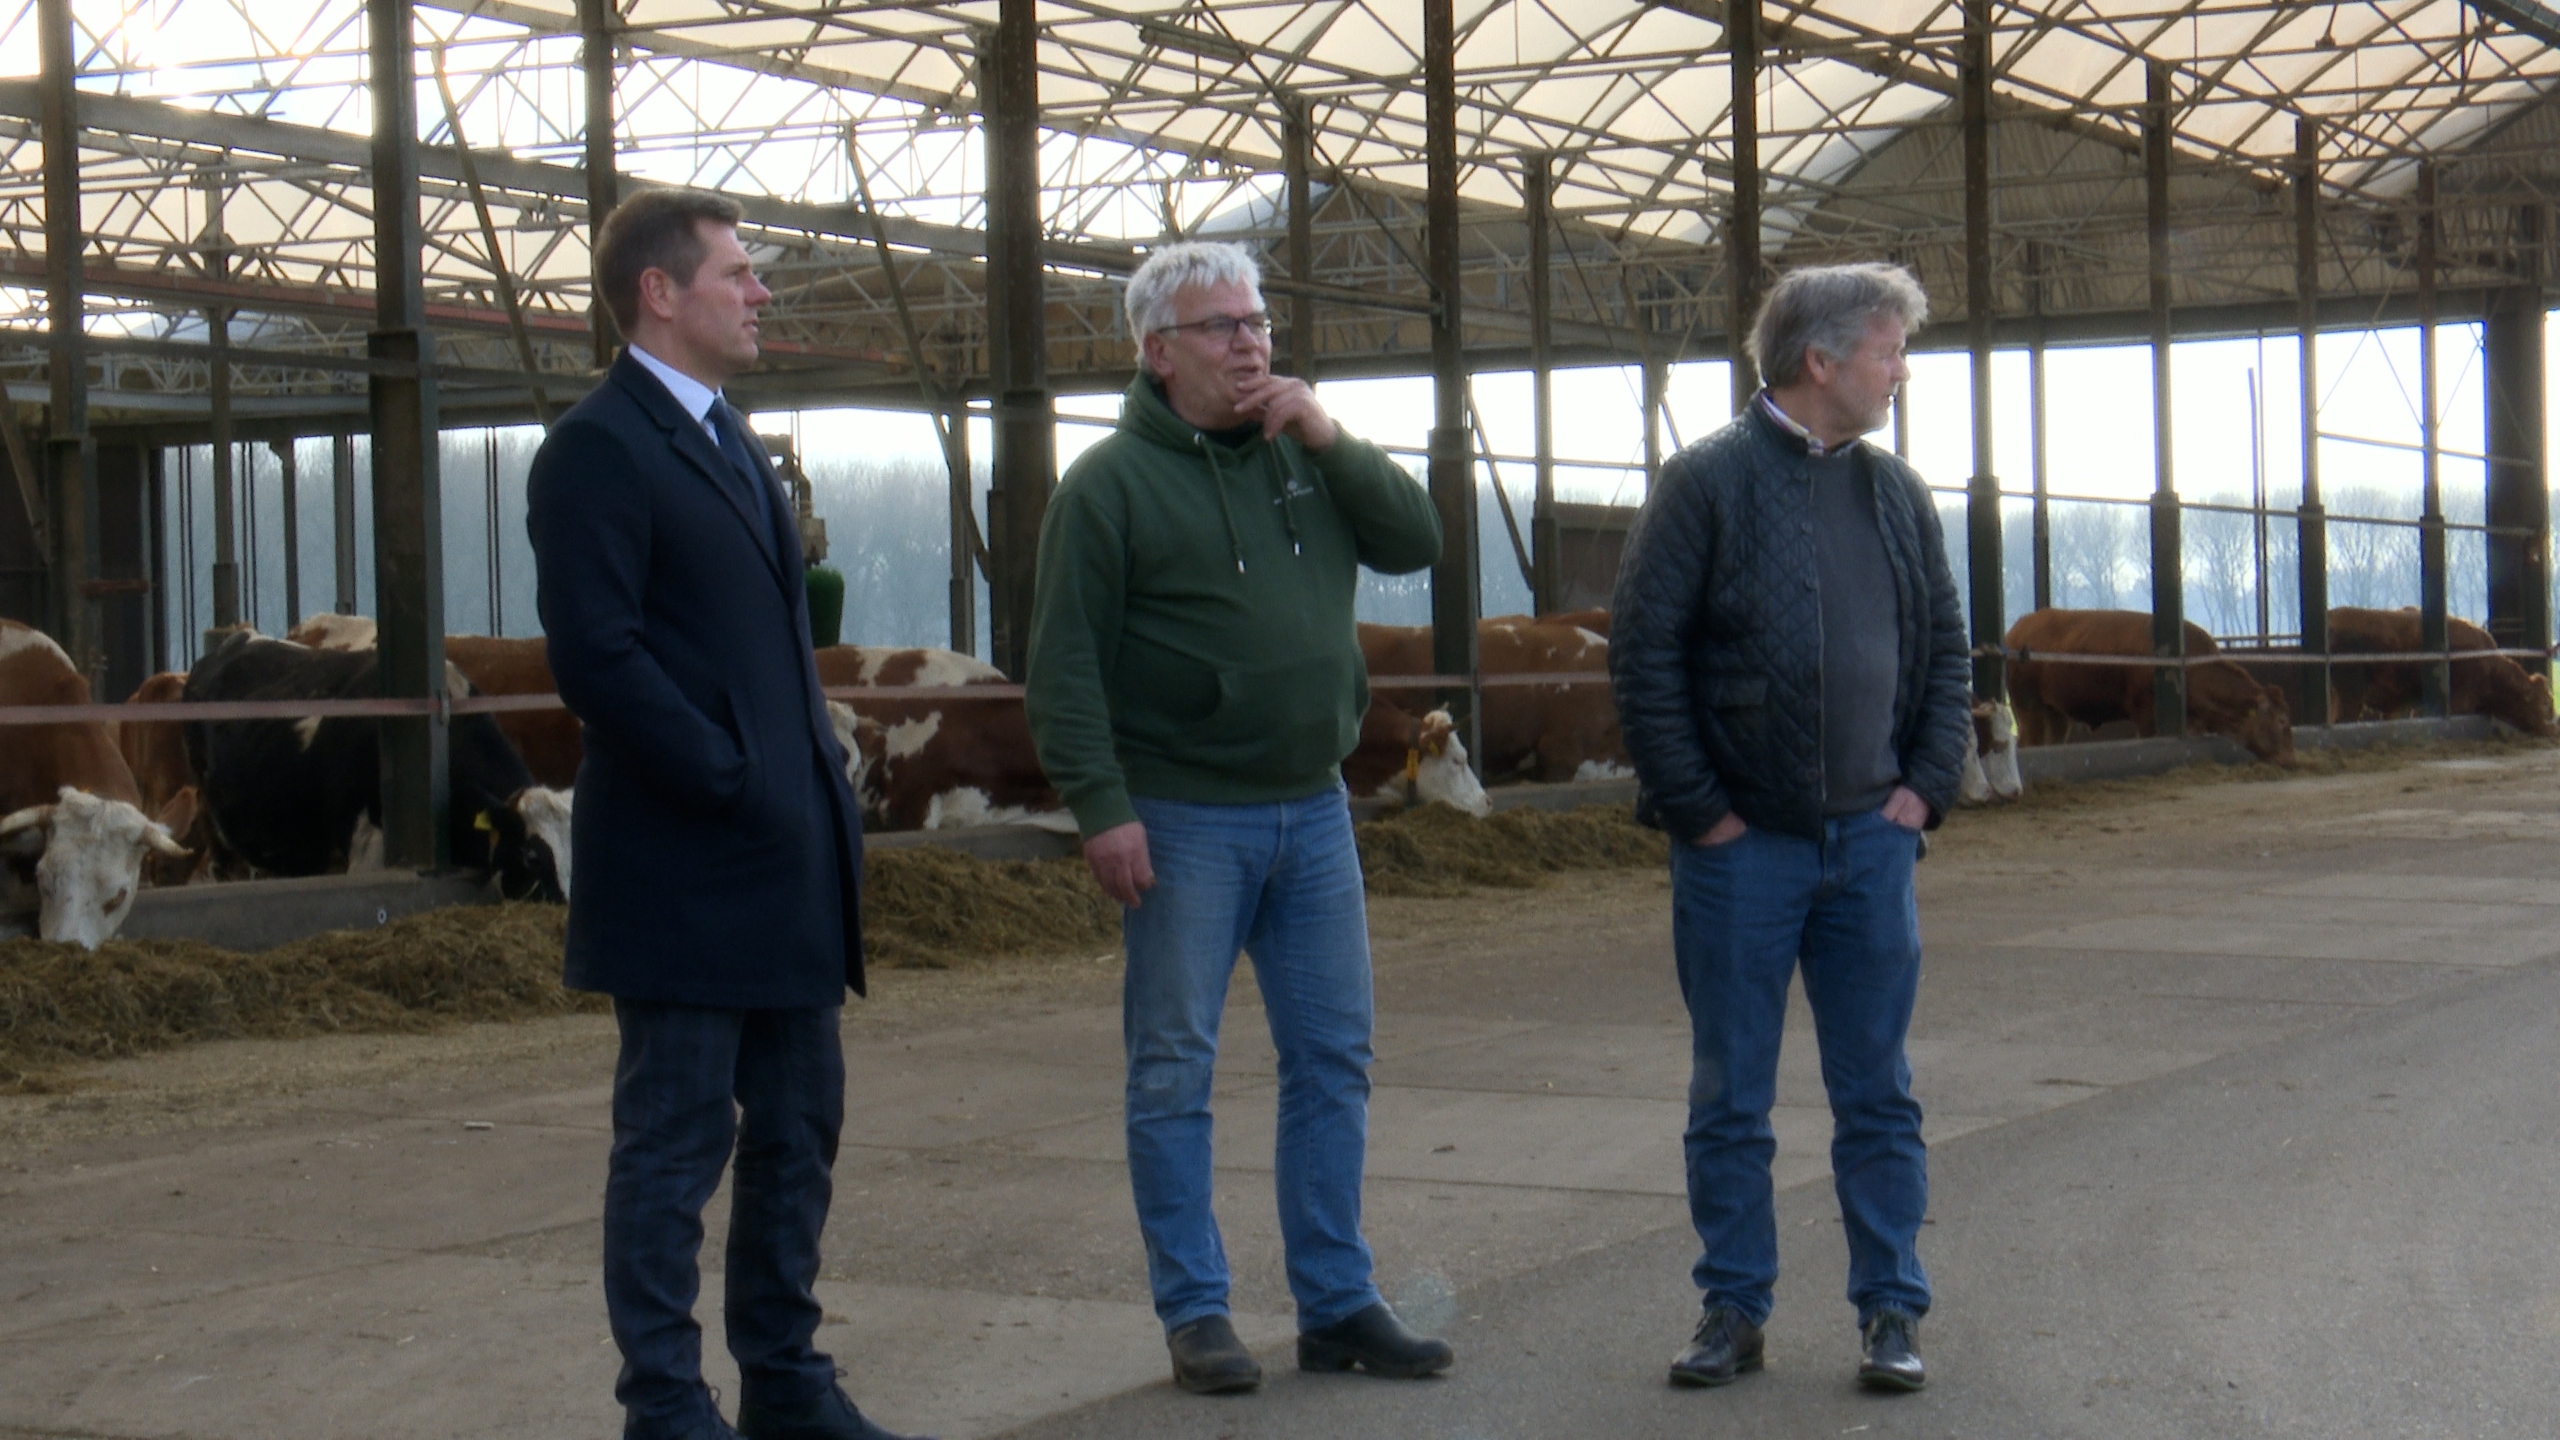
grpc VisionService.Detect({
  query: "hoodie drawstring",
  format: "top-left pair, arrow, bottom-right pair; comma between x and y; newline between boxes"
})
1198,436 -> 1249,573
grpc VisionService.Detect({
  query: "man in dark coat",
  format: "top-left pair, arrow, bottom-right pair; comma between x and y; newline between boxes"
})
527,188 -> 927,1440
1610,262 -> 1971,1397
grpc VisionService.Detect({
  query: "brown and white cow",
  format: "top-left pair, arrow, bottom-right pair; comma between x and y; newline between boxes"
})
285,612 -> 378,651
2004,608 -> 2295,765
1358,617 -> 1628,783
1340,701 -> 1491,815
2325,607 -> 2558,737
116,671 -> 211,888
815,645 -> 1067,831
1958,694 -> 2023,804
1,619 -> 193,947
442,635 -> 586,790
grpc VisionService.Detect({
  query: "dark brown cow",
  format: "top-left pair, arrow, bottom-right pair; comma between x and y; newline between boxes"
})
1,619 -> 192,946
1358,618 -> 1627,782
815,645 -> 1064,831
443,635 -> 586,789
2326,606 -> 2557,736
2004,608 -> 2295,764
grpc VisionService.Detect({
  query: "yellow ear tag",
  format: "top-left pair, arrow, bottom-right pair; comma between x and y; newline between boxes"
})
1403,748 -> 1421,785
473,811 -> 495,833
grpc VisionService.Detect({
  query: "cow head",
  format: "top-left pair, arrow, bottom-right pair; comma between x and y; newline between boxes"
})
1412,708 -> 1491,817
2232,687 -> 2298,766
2484,666 -> 2558,738
1959,698 -> 2024,804
474,788 -> 570,903
0,786 -> 192,949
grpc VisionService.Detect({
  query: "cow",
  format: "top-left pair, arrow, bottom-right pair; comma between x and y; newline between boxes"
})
285,612 -> 377,650
444,635 -> 585,789
2004,608 -> 2296,765
0,619 -> 193,947
116,671 -> 211,888
182,629 -> 566,899
1340,701 -> 1491,815
1358,617 -> 1628,783
814,645 -> 1067,831
1958,694 -> 2023,804
2326,606 -> 2558,737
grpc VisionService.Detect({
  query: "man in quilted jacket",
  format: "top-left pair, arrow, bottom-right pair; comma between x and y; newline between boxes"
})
1609,262 -> 1972,1396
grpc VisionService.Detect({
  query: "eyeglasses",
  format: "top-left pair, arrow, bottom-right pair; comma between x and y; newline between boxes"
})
1155,311 -> 1270,342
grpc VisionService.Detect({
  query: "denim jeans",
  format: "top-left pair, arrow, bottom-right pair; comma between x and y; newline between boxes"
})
603,1001 -> 845,1439
1122,787 -> 1382,1332
1670,807 -> 1931,1327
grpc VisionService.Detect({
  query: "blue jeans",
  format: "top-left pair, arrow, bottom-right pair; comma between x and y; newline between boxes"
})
1122,788 -> 1383,1332
603,1001 -> 844,1440
1670,807 -> 1930,1327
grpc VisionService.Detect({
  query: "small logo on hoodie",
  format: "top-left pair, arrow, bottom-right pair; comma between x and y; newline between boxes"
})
1276,478 -> 1316,503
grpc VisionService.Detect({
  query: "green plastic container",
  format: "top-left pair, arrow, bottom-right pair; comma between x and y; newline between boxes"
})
805,565 -> 845,648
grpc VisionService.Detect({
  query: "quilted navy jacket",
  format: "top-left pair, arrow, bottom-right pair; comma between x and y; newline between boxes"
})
1609,401 -> 1974,844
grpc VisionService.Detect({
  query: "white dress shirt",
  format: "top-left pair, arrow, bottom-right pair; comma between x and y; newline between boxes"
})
627,343 -> 725,441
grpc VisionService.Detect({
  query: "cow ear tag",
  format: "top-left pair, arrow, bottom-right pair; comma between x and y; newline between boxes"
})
473,811 -> 495,833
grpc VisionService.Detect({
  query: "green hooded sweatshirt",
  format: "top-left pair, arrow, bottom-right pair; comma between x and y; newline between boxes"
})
1024,374 -> 1443,837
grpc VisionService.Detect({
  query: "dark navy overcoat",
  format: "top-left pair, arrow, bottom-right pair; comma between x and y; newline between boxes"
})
526,352 -> 865,1005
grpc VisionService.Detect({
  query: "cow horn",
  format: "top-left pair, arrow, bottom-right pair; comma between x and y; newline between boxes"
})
144,825 -> 192,859
0,803 -> 55,837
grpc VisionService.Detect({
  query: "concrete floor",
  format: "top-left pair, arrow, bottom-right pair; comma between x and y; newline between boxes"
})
3,747 -> 2556,1439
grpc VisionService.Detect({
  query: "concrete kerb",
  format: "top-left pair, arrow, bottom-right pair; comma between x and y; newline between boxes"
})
2015,714 -> 2503,788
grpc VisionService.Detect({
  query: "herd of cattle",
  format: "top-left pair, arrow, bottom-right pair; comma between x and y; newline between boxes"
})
4,601 -> 2552,949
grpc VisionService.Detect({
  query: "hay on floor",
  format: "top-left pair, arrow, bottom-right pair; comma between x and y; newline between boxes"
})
862,845 -> 1120,970
0,904 -> 594,1092
1355,802 -> 1665,897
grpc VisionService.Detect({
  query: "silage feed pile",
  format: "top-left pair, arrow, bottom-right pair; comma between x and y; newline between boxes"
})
1355,802 -> 1666,896
0,904 -> 596,1091
862,845 -> 1121,970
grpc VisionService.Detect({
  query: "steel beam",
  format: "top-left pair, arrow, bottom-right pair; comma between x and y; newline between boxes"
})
2484,206 -> 2550,669
1963,0 -> 2002,698
2294,118 -> 2330,723
1285,97 -> 1317,383
37,0 -> 96,680
2145,63 -> 2183,736
274,439 -> 301,628
2416,163 -> 2450,717
1727,0 -> 1762,415
332,432 -> 358,616
982,0 -> 1051,681
1526,152 -> 1559,617
1425,0 -> 1479,760
369,0 -> 452,871
206,177 -> 240,629
580,0 -> 620,365
2028,239 -> 2051,613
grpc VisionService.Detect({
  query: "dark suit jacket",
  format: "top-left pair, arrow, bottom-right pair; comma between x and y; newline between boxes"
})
527,352 -> 865,1005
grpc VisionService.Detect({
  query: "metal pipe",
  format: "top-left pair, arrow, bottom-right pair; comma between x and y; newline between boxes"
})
332,431 -> 358,616
2029,239 -> 2052,612
2416,162 -> 2449,716
2145,61 -> 2184,736
275,438 -> 300,628
579,0 -> 620,366
1425,0 -> 1480,763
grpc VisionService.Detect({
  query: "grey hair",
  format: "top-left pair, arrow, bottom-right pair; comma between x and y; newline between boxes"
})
1747,262 -> 1930,388
1124,240 -> 1265,347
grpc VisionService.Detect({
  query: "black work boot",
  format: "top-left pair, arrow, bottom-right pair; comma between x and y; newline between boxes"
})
1296,1302 -> 1454,1379
1668,1303 -> 1765,1388
1166,1314 -> 1263,1394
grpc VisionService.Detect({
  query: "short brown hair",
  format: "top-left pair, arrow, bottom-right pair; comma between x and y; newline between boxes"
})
593,188 -> 745,331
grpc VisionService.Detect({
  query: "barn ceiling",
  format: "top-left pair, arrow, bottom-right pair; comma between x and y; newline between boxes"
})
0,0 -> 2554,424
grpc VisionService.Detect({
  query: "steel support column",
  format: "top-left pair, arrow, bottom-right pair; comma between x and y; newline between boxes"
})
37,0 -> 97,679
208,308 -> 238,628
2028,240 -> 2052,612
1284,97 -> 1317,382
2416,164 -> 2450,716
2144,63 -> 2183,734
943,395 -> 976,655
274,439 -> 301,627
579,0 -> 620,366
1963,0 -> 2002,696
2484,206 -> 2549,668
1727,0 -> 1761,415
1527,152 -> 1559,617
2294,119 -> 2330,723
332,431 -> 358,615
369,0 -> 451,870
982,0 -> 1051,681
1425,0 -> 1479,756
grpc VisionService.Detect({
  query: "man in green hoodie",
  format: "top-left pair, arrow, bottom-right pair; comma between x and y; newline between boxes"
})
1024,240 -> 1452,1396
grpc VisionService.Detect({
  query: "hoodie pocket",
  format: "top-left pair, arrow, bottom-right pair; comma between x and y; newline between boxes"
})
1192,651 -> 1359,776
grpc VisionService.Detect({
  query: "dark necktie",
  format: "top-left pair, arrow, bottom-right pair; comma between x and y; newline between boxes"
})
708,402 -> 791,555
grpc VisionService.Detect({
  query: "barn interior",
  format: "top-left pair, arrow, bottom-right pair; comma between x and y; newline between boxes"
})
2,0 -> 2556,862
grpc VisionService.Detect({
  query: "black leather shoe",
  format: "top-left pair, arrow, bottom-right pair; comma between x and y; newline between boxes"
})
1296,1302 -> 1454,1379
735,1382 -> 935,1440
1857,1308 -> 1926,1392
1668,1303 -> 1765,1388
1167,1314 -> 1263,1394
